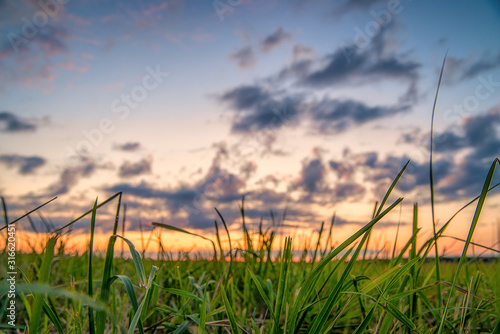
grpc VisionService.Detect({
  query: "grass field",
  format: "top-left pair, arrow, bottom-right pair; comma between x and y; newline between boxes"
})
1,63 -> 500,333
0,156 -> 499,333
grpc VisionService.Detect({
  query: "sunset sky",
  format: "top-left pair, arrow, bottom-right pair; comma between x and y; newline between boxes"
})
1,0 -> 500,254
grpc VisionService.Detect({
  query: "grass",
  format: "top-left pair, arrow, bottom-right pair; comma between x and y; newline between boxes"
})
0,159 -> 499,333
1,60 -> 500,333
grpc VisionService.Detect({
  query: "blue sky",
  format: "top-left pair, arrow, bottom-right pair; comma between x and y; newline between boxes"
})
1,0 -> 500,252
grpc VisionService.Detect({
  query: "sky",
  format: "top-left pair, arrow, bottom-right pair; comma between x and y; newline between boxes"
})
1,0 -> 500,255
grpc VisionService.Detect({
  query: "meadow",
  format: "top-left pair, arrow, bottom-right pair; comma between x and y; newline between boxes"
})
0,155 -> 499,333
1,64 -> 500,333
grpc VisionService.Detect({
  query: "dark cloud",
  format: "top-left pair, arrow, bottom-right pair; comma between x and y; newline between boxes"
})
220,85 -> 270,110
310,98 -> 410,134
261,28 -> 291,53
114,142 -> 141,152
438,154 -> 500,201
300,158 -> 325,193
331,0 -> 388,17
219,20 -> 419,137
303,45 -> 419,91
0,111 -> 36,132
446,51 -> 500,82
294,150 -> 366,202
300,22 -> 420,103
219,85 -> 304,133
334,182 -> 365,199
0,154 -> 45,174
418,107 -> 500,158
45,157 -> 100,196
118,158 -> 152,177
228,45 -> 256,69
428,107 -> 500,200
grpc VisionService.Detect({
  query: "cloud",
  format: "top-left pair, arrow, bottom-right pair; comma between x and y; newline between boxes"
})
445,51 -> 500,83
261,28 -> 291,53
0,111 -> 37,132
364,106 -> 500,200
421,107 -> 500,200
45,157 -> 100,196
114,142 -> 141,152
293,43 -> 314,61
331,0 -> 388,17
0,0 -> 74,88
0,154 -> 46,174
418,106 -> 500,158
298,158 -> 325,193
118,158 -> 152,177
228,45 -> 256,69
294,149 -> 366,202
219,85 -> 304,133
310,98 -> 410,133
107,143 -> 250,229
303,44 -> 419,89
299,22 -> 420,103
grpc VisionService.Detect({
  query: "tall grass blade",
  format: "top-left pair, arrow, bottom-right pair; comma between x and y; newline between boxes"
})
53,192 -> 121,233
430,54 -> 447,311
221,284 -> 241,334
87,198 -> 98,334
438,158 -> 499,333
96,192 -> 122,334
272,237 -> 292,334
0,196 -> 57,229
28,236 -> 57,334
127,266 -> 158,334
309,231 -> 370,334
287,197 -> 403,333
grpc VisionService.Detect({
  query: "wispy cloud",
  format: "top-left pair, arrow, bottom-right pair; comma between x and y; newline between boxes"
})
118,157 -> 152,177
0,154 -> 46,174
260,28 -> 291,53
444,51 -> 500,83
0,111 -> 37,132
114,142 -> 141,152
219,85 -> 304,133
228,45 -> 256,69
310,98 -> 410,134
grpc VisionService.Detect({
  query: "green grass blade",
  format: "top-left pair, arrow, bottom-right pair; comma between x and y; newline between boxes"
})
199,291 -> 207,334
5,283 -> 126,332
272,237 -> 292,334
375,160 -> 409,217
108,275 -> 144,333
28,236 -> 57,334
87,198 -> 98,334
114,235 -> 147,286
221,284 -> 241,334
438,158 -> 499,333
287,197 -> 403,333
430,54 -> 447,311
96,193 -> 122,334
173,320 -> 190,334
52,192 -> 121,233
248,268 -> 276,322
0,196 -> 57,229
309,231 -> 370,334
127,266 -> 159,334
18,267 -> 63,334
152,222 -> 217,261
166,288 -> 203,302
352,301 -> 379,334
